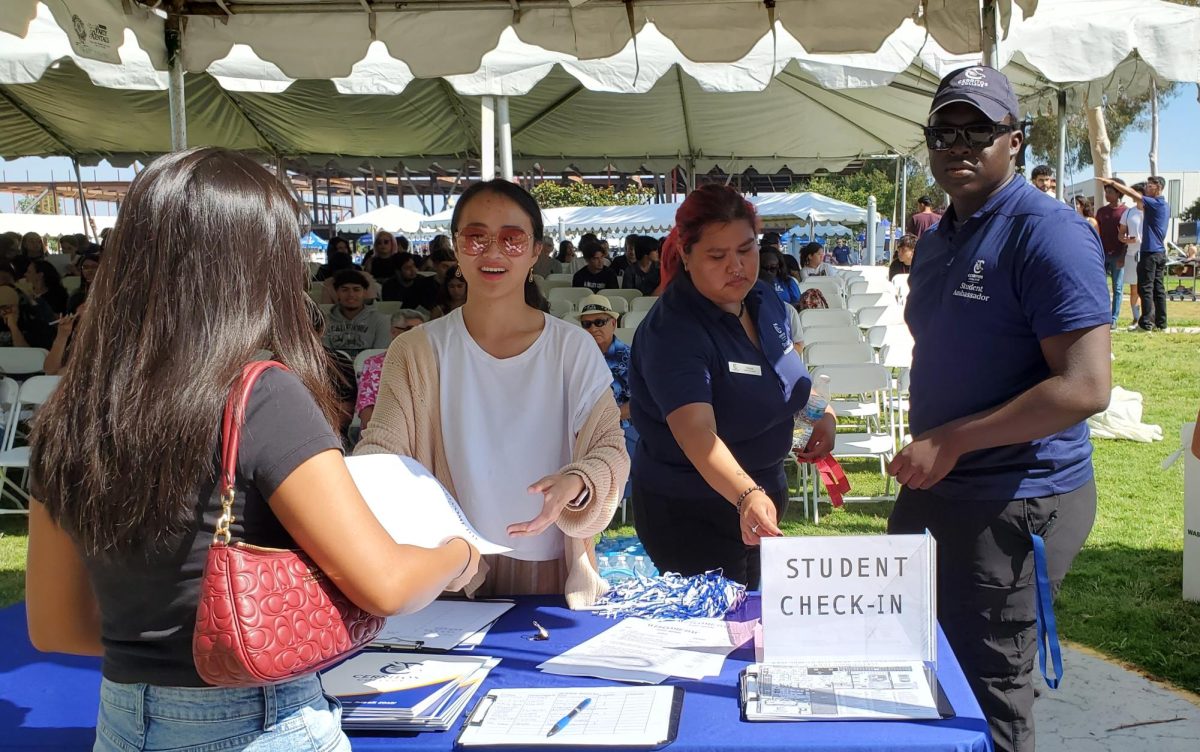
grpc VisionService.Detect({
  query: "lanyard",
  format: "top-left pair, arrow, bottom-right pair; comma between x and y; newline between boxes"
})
1031,533 -> 1064,689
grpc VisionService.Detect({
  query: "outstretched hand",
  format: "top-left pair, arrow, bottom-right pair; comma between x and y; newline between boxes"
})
507,473 -> 585,537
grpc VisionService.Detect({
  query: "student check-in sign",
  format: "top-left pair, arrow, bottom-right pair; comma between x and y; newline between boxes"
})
760,534 -> 938,664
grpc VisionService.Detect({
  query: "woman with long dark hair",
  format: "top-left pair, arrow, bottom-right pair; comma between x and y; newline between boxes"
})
632,185 -> 834,588
24,258 -> 69,315
66,253 -> 99,314
26,148 -> 479,751
357,179 -> 627,608
431,264 -> 469,318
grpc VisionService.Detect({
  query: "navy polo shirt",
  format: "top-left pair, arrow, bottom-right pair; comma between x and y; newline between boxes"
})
906,175 -> 1111,500
629,275 -> 811,499
1140,195 -> 1168,253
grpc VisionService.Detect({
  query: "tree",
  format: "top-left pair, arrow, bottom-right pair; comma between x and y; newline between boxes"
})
788,159 -> 937,223
1182,195 -> 1200,222
530,182 -> 651,208
1025,87 -> 1168,174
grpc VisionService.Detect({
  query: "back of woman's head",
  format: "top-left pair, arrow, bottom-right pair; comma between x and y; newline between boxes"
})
31,146 -> 339,558
21,231 -> 44,255
659,184 -> 758,291
1075,195 -> 1095,219
450,179 -> 549,312
896,234 -> 918,252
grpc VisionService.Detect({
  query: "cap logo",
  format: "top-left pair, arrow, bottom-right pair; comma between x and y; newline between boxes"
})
964,67 -> 986,80
955,67 -> 989,89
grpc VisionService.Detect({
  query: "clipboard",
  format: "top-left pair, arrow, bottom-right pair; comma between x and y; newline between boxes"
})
454,686 -> 684,749
739,663 -> 953,722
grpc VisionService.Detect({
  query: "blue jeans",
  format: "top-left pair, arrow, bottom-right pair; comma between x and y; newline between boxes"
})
95,674 -> 350,752
1105,256 -> 1125,326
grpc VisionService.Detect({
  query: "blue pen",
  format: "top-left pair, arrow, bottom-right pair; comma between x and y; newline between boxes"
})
546,697 -> 592,737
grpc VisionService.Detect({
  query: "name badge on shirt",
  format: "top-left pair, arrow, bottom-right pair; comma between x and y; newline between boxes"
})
729,362 -> 762,376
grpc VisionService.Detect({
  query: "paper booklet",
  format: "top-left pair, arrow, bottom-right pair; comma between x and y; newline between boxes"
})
371,600 -> 515,652
456,686 -> 684,748
345,454 -> 510,555
740,661 -> 942,721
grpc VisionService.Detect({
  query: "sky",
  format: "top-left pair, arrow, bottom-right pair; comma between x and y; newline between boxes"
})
1,87 -> 1196,216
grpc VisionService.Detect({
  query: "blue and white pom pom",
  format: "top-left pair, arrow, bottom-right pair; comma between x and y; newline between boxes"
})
592,570 -> 746,619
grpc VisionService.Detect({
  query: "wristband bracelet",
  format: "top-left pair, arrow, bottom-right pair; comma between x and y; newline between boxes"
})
735,485 -> 765,514
448,537 -> 472,579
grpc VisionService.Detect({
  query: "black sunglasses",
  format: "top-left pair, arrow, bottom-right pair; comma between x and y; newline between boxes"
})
580,318 -> 612,330
923,123 -> 1014,151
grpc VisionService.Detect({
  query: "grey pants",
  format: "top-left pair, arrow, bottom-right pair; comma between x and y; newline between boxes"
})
888,479 -> 1096,752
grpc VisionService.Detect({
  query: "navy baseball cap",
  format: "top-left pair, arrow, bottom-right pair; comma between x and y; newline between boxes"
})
929,66 -> 1020,123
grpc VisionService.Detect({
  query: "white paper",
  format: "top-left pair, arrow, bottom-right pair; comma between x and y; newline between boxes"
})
321,651 -> 496,700
742,660 -> 940,721
371,600 -> 514,651
537,618 -> 746,684
345,454 -> 510,555
458,686 -> 678,747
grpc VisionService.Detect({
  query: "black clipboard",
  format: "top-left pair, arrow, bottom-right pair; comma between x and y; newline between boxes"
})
454,687 -> 685,749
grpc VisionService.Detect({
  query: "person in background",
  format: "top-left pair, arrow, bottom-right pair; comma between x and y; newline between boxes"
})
890,66 -> 1109,752
355,309 -> 427,433
1098,176 -> 1169,332
782,254 -> 803,285
1074,196 -> 1100,235
907,195 -> 941,238
67,253 -> 100,315
889,234 -> 917,280
572,240 -> 619,292
14,232 -> 47,276
622,235 -> 661,296
556,239 -> 576,268
532,238 -> 564,278
759,249 -> 801,306
0,232 -> 19,263
799,242 -> 837,280
364,230 -> 403,280
44,303 -> 83,376
426,237 -> 458,283
1095,178 -> 1128,330
0,283 -> 52,349
612,236 -> 637,277
312,302 -> 359,441
575,294 -> 636,502
357,179 -> 627,607
1031,164 -> 1056,196
831,238 -> 852,265
314,236 -> 359,281
759,231 -> 783,253
629,185 -> 833,588
324,269 -> 391,356
25,147 -> 478,752
1118,182 -> 1144,328
381,251 -> 439,311
431,264 -> 469,318
25,259 -> 69,316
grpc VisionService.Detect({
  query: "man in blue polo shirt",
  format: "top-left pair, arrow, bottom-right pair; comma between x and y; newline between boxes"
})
1097,175 -> 1169,331
888,67 -> 1111,752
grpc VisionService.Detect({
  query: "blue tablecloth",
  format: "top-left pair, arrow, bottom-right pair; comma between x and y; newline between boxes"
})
0,597 -> 991,751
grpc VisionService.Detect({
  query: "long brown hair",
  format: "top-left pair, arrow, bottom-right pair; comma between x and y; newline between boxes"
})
31,147 -> 340,557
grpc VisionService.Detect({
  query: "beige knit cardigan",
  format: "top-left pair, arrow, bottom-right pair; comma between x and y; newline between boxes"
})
354,327 -> 630,609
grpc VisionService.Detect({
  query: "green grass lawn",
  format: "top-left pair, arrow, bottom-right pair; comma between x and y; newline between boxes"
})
3,298 -> 1199,692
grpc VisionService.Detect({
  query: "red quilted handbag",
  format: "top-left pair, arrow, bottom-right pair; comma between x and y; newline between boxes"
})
192,360 -> 385,687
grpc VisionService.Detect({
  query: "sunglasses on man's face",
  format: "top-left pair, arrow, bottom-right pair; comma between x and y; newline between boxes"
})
580,318 -> 612,330
923,122 -> 1014,151
456,227 -> 531,257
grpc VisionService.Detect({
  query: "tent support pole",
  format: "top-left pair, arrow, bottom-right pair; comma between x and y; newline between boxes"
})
1056,90 -> 1067,201
1149,80 -> 1159,175
481,97 -> 496,181
497,96 -> 514,181
981,0 -> 1000,68
71,157 -> 96,241
166,13 -> 187,151
866,195 -> 877,266
897,156 -> 908,238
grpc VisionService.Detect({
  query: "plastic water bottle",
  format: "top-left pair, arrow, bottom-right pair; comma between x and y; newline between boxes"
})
793,374 -> 831,450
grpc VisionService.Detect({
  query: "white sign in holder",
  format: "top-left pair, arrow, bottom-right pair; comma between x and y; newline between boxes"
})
1183,423 -> 1199,603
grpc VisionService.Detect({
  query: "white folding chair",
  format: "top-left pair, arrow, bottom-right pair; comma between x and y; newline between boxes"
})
0,347 -> 49,376
799,278 -> 844,307
548,299 -> 574,319
892,273 -> 910,301
856,305 -> 905,329
799,308 -> 854,330
880,339 -> 914,445
803,341 -> 875,367
548,287 -> 592,308
371,301 -> 403,317
800,326 -> 863,345
606,297 -> 629,314
546,273 -> 575,283
812,364 -> 896,501
353,348 -> 389,377
536,279 -> 571,295
604,289 -> 644,304
615,327 -> 637,344
630,296 -> 659,313
622,310 -> 649,330
0,375 -> 60,512
62,276 -> 82,294
848,277 -> 893,296
847,292 -> 893,313
867,324 -> 913,351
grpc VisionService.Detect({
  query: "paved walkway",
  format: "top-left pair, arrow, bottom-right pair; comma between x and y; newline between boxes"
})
1035,643 -> 1200,751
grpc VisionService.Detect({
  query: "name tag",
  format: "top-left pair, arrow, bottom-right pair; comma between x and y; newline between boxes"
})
729,362 -> 762,376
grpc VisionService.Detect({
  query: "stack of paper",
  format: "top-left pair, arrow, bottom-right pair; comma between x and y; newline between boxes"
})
370,600 -> 515,652
740,661 -> 942,721
537,618 -> 750,684
322,652 -> 499,731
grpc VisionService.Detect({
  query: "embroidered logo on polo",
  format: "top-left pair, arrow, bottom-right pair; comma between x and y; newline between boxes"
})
953,258 -> 991,302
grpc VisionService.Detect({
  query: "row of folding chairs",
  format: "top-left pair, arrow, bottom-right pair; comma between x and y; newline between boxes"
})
0,375 -> 61,513
547,287 -> 656,312
0,347 -> 49,378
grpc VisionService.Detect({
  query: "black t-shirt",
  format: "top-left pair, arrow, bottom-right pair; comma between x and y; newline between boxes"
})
81,368 -> 342,686
382,274 -> 438,310
369,254 -> 402,280
611,255 -> 633,277
0,298 -> 53,351
573,267 -> 619,292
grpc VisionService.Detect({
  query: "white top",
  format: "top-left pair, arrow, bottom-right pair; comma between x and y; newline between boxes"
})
1121,205 -> 1143,250
425,308 -> 613,561
802,263 -> 838,280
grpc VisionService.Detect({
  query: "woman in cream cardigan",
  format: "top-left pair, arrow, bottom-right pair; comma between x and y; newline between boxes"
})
356,180 -> 629,609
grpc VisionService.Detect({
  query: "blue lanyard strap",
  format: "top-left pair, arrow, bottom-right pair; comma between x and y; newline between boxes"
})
1031,533 -> 1064,689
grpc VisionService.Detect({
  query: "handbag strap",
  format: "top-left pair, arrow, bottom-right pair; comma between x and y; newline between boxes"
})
212,360 -> 290,545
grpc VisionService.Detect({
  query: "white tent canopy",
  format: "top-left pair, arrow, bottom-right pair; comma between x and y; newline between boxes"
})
335,204 -> 428,234
0,212 -> 117,236
752,192 -> 868,225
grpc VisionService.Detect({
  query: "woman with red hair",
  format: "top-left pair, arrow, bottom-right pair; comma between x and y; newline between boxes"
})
628,185 -> 835,587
